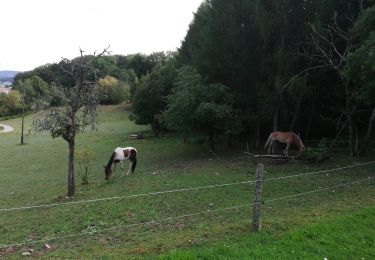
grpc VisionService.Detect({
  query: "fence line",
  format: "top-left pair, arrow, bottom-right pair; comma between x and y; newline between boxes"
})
0,180 -> 257,213
1,176 -> 373,250
1,160 -> 374,213
265,160 -> 375,182
265,176 -> 374,203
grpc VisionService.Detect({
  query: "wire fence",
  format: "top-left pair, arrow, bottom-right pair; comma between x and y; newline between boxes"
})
1,160 -> 374,213
0,160 -> 374,251
0,176 -> 373,250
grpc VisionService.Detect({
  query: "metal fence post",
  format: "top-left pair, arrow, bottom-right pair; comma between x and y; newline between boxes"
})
252,163 -> 264,232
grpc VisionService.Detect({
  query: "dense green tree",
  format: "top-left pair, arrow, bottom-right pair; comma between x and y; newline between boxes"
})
161,66 -> 203,142
195,83 -> 234,151
346,6 -> 375,105
12,76 -> 49,106
179,0 -> 313,142
161,66 -> 234,150
345,6 -> 375,154
130,57 -> 177,136
13,52 -> 168,103
177,0 -> 373,154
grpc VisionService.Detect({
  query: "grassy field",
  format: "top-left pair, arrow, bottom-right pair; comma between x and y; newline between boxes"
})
0,103 -> 374,259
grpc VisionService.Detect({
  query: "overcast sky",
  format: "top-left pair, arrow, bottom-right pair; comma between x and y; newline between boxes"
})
0,0 -> 203,71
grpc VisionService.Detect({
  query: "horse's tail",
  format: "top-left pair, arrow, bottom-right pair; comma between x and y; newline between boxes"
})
131,157 -> 137,173
105,152 -> 116,169
264,133 -> 272,149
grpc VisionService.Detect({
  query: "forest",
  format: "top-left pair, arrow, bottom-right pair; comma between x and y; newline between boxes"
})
7,0 -> 375,156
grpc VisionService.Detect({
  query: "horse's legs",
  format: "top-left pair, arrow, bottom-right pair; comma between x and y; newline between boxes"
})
272,142 -> 277,154
285,143 -> 291,156
268,140 -> 274,155
268,141 -> 271,154
126,161 -> 132,175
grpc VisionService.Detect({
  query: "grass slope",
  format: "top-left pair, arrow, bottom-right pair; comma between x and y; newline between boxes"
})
0,103 -> 374,258
161,207 -> 375,259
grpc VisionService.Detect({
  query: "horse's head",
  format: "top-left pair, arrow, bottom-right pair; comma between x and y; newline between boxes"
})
298,145 -> 305,154
104,165 -> 112,180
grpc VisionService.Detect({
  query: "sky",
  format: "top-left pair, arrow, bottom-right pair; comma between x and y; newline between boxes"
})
0,0 -> 203,71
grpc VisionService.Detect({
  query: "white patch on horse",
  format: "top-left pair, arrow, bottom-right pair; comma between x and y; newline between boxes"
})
113,147 -> 137,175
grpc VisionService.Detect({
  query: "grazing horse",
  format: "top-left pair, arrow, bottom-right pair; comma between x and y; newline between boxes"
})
104,147 -> 137,180
264,131 -> 305,156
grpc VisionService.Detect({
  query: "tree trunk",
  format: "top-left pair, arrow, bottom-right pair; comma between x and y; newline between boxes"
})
67,139 -> 75,197
183,130 -> 190,144
152,124 -> 159,137
305,94 -> 316,139
254,123 -> 261,148
360,107 -> 375,155
209,129 -> 215,152
289,95 -> 303,131
226,133 -> 232,148
272,109 -> 279,132
346,91 -> 355,156
250,122 -> 261,149
339,75 -> 356,157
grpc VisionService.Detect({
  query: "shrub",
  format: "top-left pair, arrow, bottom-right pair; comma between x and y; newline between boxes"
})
75,147 -> 95,185
98,76 -> 130,104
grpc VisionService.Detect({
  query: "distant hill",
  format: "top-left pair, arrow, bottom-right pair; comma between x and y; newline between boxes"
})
0,70 -> 20,83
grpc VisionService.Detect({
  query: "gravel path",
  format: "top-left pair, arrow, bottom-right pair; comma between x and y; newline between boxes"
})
0,123 -> 14,133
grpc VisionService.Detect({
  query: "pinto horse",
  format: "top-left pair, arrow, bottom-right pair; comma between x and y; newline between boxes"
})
264,131 -> 305,156
104,147 -> 137,180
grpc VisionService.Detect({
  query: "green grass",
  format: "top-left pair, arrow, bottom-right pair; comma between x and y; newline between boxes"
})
0,103 -> 374,259
160,207 -> 375,259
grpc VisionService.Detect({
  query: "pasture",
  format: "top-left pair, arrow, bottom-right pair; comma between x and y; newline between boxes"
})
0,103 -> 374,259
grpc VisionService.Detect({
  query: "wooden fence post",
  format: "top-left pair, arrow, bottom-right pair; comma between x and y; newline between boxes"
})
252,163 -> 264,232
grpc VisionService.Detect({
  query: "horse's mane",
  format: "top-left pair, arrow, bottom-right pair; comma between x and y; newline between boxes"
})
292,132 -> 304,148
105,152 -> 116,169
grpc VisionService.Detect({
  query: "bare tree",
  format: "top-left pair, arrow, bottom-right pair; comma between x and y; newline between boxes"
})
308,12 -> 358,155
30,48 -> 109,196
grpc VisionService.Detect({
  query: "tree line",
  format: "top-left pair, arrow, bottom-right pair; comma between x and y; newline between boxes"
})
6,0 -> 375,156
133,0 -> 375,155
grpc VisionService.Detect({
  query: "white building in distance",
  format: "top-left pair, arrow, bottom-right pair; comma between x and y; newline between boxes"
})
0,86 -> 11,94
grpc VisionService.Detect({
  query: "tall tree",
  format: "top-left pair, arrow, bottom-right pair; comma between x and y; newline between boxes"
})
345,6 -> 375,154
179,0 -> 317,142
161,66 -> 203,143
130,57 -> 177,136
307,0 -> 371,155
161,66 -> 234,150
30,48 -> 108,196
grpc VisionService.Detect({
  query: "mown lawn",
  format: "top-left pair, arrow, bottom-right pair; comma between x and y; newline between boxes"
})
0,103 -> 374,259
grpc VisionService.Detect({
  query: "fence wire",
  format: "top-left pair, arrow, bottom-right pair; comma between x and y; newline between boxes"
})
0,176 -> 373,250
1,160 -> 374,213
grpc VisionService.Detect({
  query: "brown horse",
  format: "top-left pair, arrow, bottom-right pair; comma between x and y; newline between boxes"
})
104,147 -> 137,180
264,131 -> 305,156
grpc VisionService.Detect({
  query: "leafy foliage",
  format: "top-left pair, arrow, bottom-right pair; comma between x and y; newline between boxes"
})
0,91 -> 22,117
130,57 -> 177,136
346,7 -> 375,105
98,76 -> 130,105
12,76 -> 49,104
161,66 -> 203,134
160,66 -> 234,150
174,0 -> 375,153
75,147 -> 95,185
